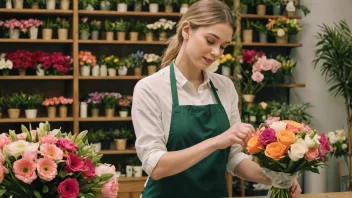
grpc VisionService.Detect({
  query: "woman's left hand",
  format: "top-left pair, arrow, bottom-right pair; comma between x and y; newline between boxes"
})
291,179 -> 302,198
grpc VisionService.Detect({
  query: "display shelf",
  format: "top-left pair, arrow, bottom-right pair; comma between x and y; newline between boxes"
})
240,14 -> 301,19
118,176 -> 148,182
78,40 -> 167,45
242,42 -> 302,47
271,84 -> 306,88
78,10 -> 182,17
0,76 -> 74,80
0,117 -> 74,123
0,8 -> 73,15
0,39 -> 73,43
98,149 -> 137,155
79,117 -> 132,122
79,76 -> 146,80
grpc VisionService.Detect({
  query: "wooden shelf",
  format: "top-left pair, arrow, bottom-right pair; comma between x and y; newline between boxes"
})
0,76 -> 74,80
79,76 -> 146,80
79,116 -> 132,122
0,39 -> 73,43
119,176 -> 148,182
78,10 -> 182,17
0,117 -> 74,123
0,8 -> 73,15
98,149 -> 137,155
242,42 -> 302,47
241,14 -> 301,19
78,40 -> 167,45
270,84 -> 306,88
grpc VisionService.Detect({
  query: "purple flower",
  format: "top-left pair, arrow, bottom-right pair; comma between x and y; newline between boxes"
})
259,128 -> 277,145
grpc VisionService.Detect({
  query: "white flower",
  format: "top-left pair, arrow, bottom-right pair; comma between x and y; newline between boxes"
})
5,60 -> 13,69
0,53 -> 5,58
159,18 -> 167,23
342,144 -> 348,150
288,138 -> 308,161
305,134 -> 320,148
0,58 -> 5,70
26,142 -> 39,153
277,28 -> 286,37
327,131 -> 337,144
269,121 -> 287,132
206,60 -> 219,73
335,129 -> 347,141
49,129 -> 60,136
5,140 -> 29,159
146,24 -> 154,30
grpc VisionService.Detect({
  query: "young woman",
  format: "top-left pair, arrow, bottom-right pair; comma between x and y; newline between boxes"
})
132,0 -> 302,197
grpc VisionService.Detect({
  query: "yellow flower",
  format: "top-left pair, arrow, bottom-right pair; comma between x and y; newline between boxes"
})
225,54 -> 232,60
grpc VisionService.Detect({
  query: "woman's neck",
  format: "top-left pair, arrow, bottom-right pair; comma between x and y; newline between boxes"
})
174,49 -> 203,84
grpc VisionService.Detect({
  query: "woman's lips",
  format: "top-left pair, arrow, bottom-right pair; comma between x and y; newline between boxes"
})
203,57 -> 214,64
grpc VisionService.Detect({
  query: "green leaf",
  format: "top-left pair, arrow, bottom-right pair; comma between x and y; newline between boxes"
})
43,185 -> 49,193
78,193 -> 95,198
0,189 -> 7,196
21,124 -> 29,133
58,170 -> 68,178
34,191 -> 42,198
99,173 -> 114,181
8,130 -> 17,141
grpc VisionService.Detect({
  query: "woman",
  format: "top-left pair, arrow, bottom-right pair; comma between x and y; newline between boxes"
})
132,0 -> 301,197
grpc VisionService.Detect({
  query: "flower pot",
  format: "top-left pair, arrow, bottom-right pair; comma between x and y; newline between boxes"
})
242,94 -> 255,103
273,5 -> 281,15
47,106 -> 56,118
9,29 -> 20,39
18,68 -> 26,76
146,32 -> 153,41
100,65 -> 107,76
242,29 -> 253,43
13,0 -> 23,9
134,2 -> 142,11
148,65 -> 157,75
92,142 -> 101,152
283,75 -> 291,84
8,109 -> 20,119
36,65 -> 45,76
85,4 -> 94,10
31,3 -> 39,9
118,66 -> 128,76
80,65 -> 90,76
221,66 -> 231,76
159,32 -> 167,41
80,102 -> 87,118
60,0 -> 70,10
2,70 -> 10,76
149,3 -> 159,13
240,4 -> 248,14
91,66 -> 99,76
25,109 -> 37,119
59,106 -> 67,118
119,111 -> 128,117
100,0 -> 110,10
289,35 -> 297,43
115,139 -> 127,150
180,3 -> 189,14
80,31 -> 90,40
287,11 -> 295,17
46,0 -> 55,10
133,166 -> 143,177
117,3 -> 128,12
165,4 -> 173,13
91,30 -> 99,40
105,108 -> 115,117
129,32 -> 138,41
58,28 -> 68,40
276,34 -> 288,44
6,0 -> 12,9
29,27 -> 38,39
106,32 -> 114,41
117,32 -> 126,41
259,32 -> 267,43
126,165 -> 133,177
108,68 -> 116,76
42,29 -> 53,40
256,5 -> 266,15
91,108 -> 99,117
134,67 -> 142,76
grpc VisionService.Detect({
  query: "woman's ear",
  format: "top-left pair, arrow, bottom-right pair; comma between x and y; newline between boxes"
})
181,21 -> 191,40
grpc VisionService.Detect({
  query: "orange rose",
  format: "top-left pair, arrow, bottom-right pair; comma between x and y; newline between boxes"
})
265,142 -> 286,160
283,120 -> 301,129
277,130 -> 295,148
247,136 -> 263,155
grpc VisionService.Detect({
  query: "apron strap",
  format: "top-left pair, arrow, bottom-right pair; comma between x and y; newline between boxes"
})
209,80 -> 222,105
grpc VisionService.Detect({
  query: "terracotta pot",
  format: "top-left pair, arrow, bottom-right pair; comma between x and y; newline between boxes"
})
242,29 -> 253,43
134,67 -> 142,76
59,106 -> 67,118
91,108 -> 99,117
148,65 -> 157,75
146,32 -> 153,42
47,106 -> 56,118
129,32 -> 138,41
60,0 -> 70,10
256,5 -> 266,15
18,68 -> 26,76
106,32 -> 114,41
58,28 -> 68,40
31,3 -> 39,9
276,34 -> 289,44
105,108 -> 115,117
42,29 -> 53,40
115,139 -> 127,150
8,109 -> 20,119
117,32 -> 126,41
159,32 -> 167,41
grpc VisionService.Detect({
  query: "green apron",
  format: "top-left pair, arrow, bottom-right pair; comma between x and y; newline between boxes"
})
142,62 -> 231,198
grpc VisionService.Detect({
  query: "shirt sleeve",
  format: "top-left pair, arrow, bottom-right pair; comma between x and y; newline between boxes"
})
226,81 -> 251,175
132,80 -> 167,176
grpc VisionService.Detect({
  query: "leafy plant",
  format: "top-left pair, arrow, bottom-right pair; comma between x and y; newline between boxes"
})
242,20 -> 252,30
116,0 -> 133,4
104,55 -> 119,69
103,95 -> 118,109
255,0 -> 271,5
252,21 -> 267,33
103,20 -> 115,32
240,0 -> 254,5
129,50 -> 144,68
79,17 -> 90,33
26,0 -> 43,4
19,93 -> 43,109
87,128 -> 106,143
90,20 -> 101,31
116,127 -> 133,140
4,93 -> 22,109
55,17 -> 71,29
129,20 -> 145,33
79,0 -> 99,9
42,18 -> 55,29
0,97 -> 4,113
118,57 -> 133,68
267,101 -> 313,124
115,19 -> 127,32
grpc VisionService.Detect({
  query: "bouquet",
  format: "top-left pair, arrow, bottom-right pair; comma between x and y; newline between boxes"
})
118,96 -> 133,111
41,52 -> 73,75
266,18 -> 302,37
103,92 -> 122,109
246,117 -> 331,198
5,50 -> 36,70
0,122 -> 119,197
86,92 -> 105,109
79,51 -> 97,67
58,96 -> 73,107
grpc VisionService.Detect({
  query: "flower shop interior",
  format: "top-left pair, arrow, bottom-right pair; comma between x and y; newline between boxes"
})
0,0 -> 352,197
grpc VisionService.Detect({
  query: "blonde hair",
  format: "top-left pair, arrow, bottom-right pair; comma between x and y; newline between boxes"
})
161,0 -> 236,68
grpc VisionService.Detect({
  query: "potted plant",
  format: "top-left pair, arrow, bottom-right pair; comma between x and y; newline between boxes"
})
242,20 -> 253,43
46,0 -> 56,10
276,55 -> 296,83
90,19 -> 101,40
79,50 -> 97,76
98,56 -> 108,76
255,0 -> 270,15
240,0 -> 254,14
116,0 -> 131,12
267,101 -> 313,123
58,96 -> 73,118
79,17 -> 90,40
163,0 -> 177,13
131,156 -> 143,177
154,18 -> 176,41
179,0 -> 196,14
144,23 -> 156,42
118,95 -> 132,117
55,17 -> 70,40
26,0 -> 41,9
128,20 -> 144,41
101,130 -> 112,150
143,53 -> 161,75
252,21 -> 268,43
271,0 -> 282,15
60,0 -> 70,10
130,50 -> 144,75
38,52 -> 72,76
20,93 -> 43,119
79,0 -> 99,10
27,19 -> 43,40
218,53 -> 235,76
99,0 -> 111,10
283,0 -> 310,17
4,19 -> 21,39
115,19 -> 127,41
114,126 -> 133,150
266,17 -> 302,44
104,55 -> 119,76
148,0 -> 162,13
102,92 -> 121,117
42,18 -> 55,40
131,0 -> 144,11
117,56 -> 132,76
42,97 -> 60,118
86,91 -> 104,117
4,93 -> 22,119
0,55 -> 13,76
87,128 -> 106,152
103,20 -> 115,41
13,0 -> 24,9
5,50 -> 35,76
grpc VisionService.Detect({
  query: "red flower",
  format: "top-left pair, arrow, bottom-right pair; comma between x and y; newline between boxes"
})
57,138 -> 78,153
82,158 -> 96,181
58,178 -> 79,198
5,50 -> 35,69
64,153 -> 84,173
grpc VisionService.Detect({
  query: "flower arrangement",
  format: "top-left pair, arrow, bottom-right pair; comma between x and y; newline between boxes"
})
0,122 -> 119,197
55,17 -> 70,29
241,49 -> 264,65
58,96 -> 73,107
42,97 -> 61,107
79,51 -> 97,67
266,17 -> 302,37
5,50 -> 36,70
143,53 -> 161,66
327,129 -> 349,158
118,96 -> 133,111
130,50 -> 144,68
79,17 -> 90,33
90,20 -> 101,31
246,117 -> 331,198
219,53 -> 235,68
276,55 -> 297,76
0,53 -> 13,76
102,92 -> 122,109
153,18 -> 177,33
41,52 -> 73,75
26,18 -> 43,29
104,55 -> 119,69
4,19 -> 21,31
86,92 -> 105,109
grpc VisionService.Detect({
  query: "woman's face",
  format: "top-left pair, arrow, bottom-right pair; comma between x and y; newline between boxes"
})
185,22 -> 233,70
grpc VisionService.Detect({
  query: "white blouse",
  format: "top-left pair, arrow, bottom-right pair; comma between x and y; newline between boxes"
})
132,65 -> 250,176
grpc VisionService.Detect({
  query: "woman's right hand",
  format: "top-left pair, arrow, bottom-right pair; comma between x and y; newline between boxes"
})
215,123 -> 255,149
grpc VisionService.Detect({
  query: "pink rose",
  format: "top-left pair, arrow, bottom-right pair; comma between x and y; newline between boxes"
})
271,59 -> 281,73
0,165 -> 4,184
265,117 -> 280,125
304,148 -> 319,162
259,57 -> 272,71
251,71 -> 264,83
101,177 -> 119,198
16,133 -> 27,141
0,134 -> 12,150
39,135 -> 58,145
64,153 -> 84,173
82,158 -> 96,181
58,178 -> 79,198
57,138 -> 78,153
95,164 -> 116,177
252,62 -> 261,72
319,133 -> 331,161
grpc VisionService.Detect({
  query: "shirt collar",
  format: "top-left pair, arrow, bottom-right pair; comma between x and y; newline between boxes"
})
172,61 -> 211,87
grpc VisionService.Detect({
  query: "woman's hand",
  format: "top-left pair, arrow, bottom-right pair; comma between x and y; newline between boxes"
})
215,122 -> 255,149
291,179 -> 302,198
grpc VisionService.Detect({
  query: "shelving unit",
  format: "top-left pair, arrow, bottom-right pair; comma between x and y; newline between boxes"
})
98,149 -> 137,155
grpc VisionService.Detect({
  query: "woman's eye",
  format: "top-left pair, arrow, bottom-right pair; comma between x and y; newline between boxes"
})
207,39 -> 214,44
220,46 -> 226,50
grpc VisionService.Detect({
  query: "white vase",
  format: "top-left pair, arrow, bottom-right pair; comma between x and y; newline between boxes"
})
80,65 -> 90,76
91,66 -> 99,76
60,0 -> 70,10
133,166 -> 143,177
180,3 -> 189,14
25,109 -> 38,119
13,0 -> 23,9
117,3 -> 127,12
91,30 -> 99,40
119,111 -> 128,117
6,0 -> 12,9
9,29 -> 20,39
100,65 -> 107,76
118,66 -> 128,76
242,94 -> 255,103
92,142 -> 101,152
86,4 -> 94,10
126,165 -> 133,177
221,66 -> 231,76
46,0 -> 55,10
29,27 -> 38,39
36,64 -> 45,76
80,102 -> 88,118
149,3 -> 159,13
108,68 -> 116,76
80,32 -> 90,40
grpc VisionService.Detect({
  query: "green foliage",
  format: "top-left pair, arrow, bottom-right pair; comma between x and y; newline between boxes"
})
267,101 -> 313,124
42,18 -> 55,29
115,19 -> 127,32
55,17 -> 71,29
87,128 -> 106,143
117,127 -> 133,140
103,20 -> 115,32
252,21 -> 267,33
4,93 -> 22,109
129,20 -> 145,33
79,0 -> 99,9
103,95 -> 117,109
0,97 -> 4,113
118,57 -> 133,68
19,92 -> 43,109
242,20 -> 252,30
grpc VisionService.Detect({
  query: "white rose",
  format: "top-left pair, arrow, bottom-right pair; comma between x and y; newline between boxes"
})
288,138 -> 308,161
342,144 -> 348,150
5,60 -> 12,69
327,132 -> 337,144
5,140 -> 29,159
269,121 -> 287,132
305,134 -> 320,148
159,18 -> 167,23
146,24 -> 154,29
277,28 -> 286,37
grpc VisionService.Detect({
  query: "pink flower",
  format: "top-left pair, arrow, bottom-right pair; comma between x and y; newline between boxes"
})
13,157 -> 37,184
304,148 -> 319,162
23,150 -> 37,162
252,62 -> 261,72
40,143 -> 64,161
259,128 -> 277,145
0,134 -> 12,150
64,153 -> 84,173
300,123 -> 313,134
271,59 -> 281,73
259,57 -> 272,71
251,71 -> 264,83
37,158 -> 57,181
318,133 -> 331,161
265,117 -> 280,125
39,135 -> 58,145
30,130 -> 37,142
58,178 -> 79,198
0,166 -> 4,184
0,152 -> 4,164
16,133 -> 28,141
101,177 -> 119,198
95,164 -> 116,176
82,158 -> 96,181
57,138 -> 78,153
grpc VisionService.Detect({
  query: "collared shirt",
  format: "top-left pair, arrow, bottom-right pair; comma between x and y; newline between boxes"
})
132,65 -> 250,176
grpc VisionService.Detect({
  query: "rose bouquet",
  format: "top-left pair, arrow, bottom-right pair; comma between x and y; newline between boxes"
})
246,117 -> 331,198
0,122 -> 119,197
79,51 -> 97,67
5,50 -> 36,70
40,52 -> 73,75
